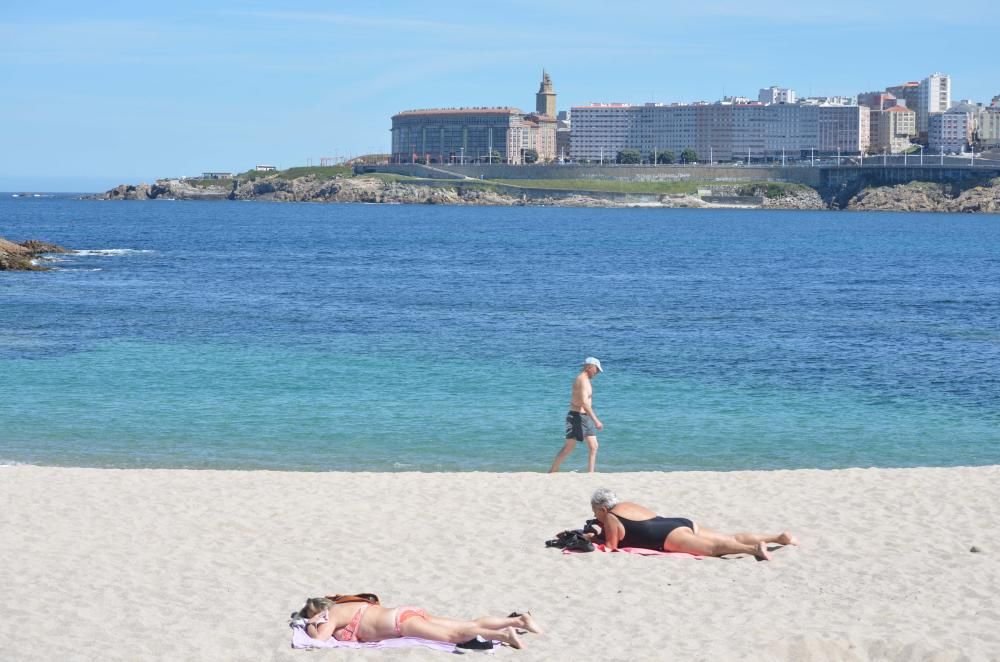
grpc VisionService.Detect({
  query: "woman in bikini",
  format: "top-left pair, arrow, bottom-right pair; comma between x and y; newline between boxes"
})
589,488 -> 798,560
294,595 -> 541,649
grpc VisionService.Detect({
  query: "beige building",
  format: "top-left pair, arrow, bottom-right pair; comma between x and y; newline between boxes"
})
520,113 -> 557,161
977,107 -> 1000,148
869,105 -> 916,154
389,73 -> 558,164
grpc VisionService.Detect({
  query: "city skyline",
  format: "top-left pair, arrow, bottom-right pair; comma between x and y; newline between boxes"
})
3,0 -> 999,190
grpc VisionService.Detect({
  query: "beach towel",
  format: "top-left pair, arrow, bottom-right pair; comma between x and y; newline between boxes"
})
564,542 -> 704,559
291,624 -> 461,652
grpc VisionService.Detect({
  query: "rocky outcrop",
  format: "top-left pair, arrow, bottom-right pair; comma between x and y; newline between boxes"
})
101,179 -> 231,200
761,188 -> 827,210
103,183 -> 155,200
95,173 -> 1000,213
0,237 -> 70,271
847,180 -> 1000,213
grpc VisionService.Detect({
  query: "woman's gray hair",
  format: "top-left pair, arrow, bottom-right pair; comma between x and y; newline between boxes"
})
591,488 -> 620,510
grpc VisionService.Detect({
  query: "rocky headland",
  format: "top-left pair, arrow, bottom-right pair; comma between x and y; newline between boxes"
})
846,179 -> 1000,213
96,173 -> 1000,213
0,238 -> 70,271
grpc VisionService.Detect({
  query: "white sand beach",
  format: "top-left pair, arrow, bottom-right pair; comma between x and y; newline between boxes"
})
1,465 -> 998,661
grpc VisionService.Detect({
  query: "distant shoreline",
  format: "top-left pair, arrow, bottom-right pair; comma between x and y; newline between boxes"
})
90,164 -> 1000,213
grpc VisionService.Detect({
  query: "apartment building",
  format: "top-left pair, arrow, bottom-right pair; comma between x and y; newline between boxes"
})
977,107 -> 1000,148
570,101 -> 869,162
929,112 -> 970,153
870,106 -> 916,154
918,73 -> 952,134
569,103 -> 633,162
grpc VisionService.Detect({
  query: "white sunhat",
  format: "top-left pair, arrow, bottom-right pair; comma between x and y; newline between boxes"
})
584,356 -> 603,373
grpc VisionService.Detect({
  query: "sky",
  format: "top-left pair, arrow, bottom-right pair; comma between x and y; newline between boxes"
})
2,0 -> 998,191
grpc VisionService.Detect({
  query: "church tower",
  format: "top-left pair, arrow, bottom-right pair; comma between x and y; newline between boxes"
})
536,70 -> 556,117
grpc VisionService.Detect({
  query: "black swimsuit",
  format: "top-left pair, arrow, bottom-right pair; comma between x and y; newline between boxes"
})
612,511 -> 694,550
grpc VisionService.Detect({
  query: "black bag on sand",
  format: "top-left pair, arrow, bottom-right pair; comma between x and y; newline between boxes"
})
544,529 -> 595,552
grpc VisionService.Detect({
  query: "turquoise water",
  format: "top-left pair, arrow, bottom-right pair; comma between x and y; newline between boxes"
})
1,196 -> 998,471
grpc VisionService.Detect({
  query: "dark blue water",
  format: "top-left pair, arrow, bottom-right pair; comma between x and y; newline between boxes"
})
1,195 -> 998,471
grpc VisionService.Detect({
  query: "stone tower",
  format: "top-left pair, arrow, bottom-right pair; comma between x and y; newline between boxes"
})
536,70 -> 556,117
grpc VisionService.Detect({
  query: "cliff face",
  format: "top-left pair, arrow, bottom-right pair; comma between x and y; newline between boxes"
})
846,180 -> 1000,213
102,180 -> 231,200
0,238 -> 70,271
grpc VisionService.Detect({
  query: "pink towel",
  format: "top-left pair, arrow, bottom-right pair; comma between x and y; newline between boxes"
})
564,543 -> 704,559
291,625 -> 459,652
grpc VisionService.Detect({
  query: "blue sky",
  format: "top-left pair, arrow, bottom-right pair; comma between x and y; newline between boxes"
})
2,0 -> 997,191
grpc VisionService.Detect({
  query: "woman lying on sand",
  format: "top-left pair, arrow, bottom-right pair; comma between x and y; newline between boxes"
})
589,488 -> 798,560
293,595 -> 542,649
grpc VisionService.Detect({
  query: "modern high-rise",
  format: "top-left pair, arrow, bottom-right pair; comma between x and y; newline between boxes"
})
569,103 -> 633,162
917,73 -> 952,134
570,100 -> 869,162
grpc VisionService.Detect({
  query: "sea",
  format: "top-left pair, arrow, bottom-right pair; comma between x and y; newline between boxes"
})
1,195 -> 998,472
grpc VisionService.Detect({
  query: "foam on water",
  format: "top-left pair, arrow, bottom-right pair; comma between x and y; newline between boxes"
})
72,248 -> 154,256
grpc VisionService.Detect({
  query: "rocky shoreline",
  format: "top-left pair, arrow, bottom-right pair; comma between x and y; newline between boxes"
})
0,238 -> 70,271
96,173 -> 1000,213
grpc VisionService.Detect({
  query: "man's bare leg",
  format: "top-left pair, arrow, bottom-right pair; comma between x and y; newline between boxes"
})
585,435 -> 599,473
548,439 -> 577,473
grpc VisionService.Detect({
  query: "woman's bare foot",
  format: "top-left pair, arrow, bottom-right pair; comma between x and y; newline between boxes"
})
518,612 -> 542,634
755,541 -> 772,561
502,627 -> 525,649
776,532 -> 799,546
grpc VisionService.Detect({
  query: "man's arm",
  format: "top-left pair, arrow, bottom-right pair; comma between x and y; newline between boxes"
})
580,379 -> 602,430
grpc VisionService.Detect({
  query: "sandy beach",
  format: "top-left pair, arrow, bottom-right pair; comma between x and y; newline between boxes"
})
1,465 -> 998,661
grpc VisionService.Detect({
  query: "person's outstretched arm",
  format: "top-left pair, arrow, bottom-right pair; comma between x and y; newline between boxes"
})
305,610 -> 337,641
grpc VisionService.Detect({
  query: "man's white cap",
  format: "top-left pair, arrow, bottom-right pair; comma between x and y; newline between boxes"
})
584,357 -> 603,373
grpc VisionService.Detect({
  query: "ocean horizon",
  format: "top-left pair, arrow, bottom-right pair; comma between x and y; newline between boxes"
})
2,195 -> 998,472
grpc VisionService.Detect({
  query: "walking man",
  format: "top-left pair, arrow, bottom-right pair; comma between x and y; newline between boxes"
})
549,357 -> 603,473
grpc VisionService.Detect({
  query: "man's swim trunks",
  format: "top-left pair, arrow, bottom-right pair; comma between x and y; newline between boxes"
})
565,411 -> 597,441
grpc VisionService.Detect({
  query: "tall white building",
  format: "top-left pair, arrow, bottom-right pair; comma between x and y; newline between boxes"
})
917,73 -> 951,134
758,86 -> 796,104
570,101 -> 869,162
569,104 -> 633,162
